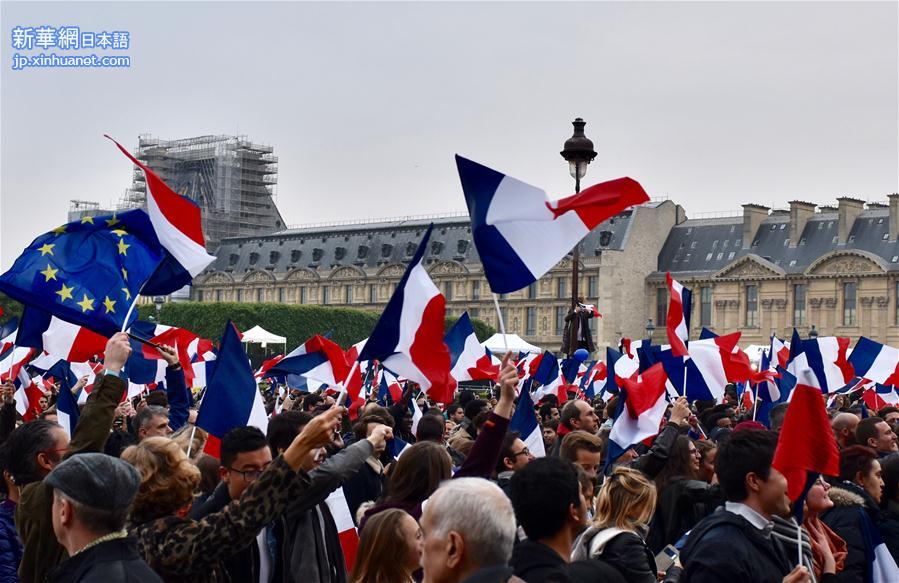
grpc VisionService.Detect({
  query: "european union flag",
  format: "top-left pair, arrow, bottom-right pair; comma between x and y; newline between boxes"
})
0,209 -> 166,336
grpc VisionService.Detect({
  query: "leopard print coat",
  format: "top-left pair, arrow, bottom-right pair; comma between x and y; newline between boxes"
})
128,455 -> 311,583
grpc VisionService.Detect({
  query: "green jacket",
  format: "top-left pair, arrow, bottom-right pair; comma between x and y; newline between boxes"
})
15,373 -> 126,583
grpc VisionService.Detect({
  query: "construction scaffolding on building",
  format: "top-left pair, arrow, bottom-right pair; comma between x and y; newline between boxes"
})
119,134 -> 285,250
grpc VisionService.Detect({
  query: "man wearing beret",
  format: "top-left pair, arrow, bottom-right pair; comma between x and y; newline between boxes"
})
47,453 -> 161,583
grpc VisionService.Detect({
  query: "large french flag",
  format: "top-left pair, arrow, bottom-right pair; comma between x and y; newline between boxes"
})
849,337 -> 899,386
445,312 -> 500,382
17,306 -> 107,364
665,273 -> 692,357
510,377 -> 546,458
788,336 -> 855,394
107,136 -> 215,294
269,335 -> 363,402
455,156 -> 649,293
196,321 -> 268,457
358,224 -> 456,404
607,363 -> 669,466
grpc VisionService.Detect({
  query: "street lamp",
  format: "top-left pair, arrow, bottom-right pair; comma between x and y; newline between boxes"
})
645,318 -> 655,342
560,117 -> 598,357
809,324 -> 819,339
153,296 -> 165,324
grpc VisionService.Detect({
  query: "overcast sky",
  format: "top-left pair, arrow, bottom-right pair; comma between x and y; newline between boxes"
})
2,1 -> 897,270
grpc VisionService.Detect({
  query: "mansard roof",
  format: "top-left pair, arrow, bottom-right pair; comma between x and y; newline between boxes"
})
657,207 -> 899,277
203,209 -> 639,276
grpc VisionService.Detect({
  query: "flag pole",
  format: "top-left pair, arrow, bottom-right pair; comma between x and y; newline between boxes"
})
119,281 -> 150,333
796,522 -> 803,569
334,359 -> 361,409
752,383 -> 759,421
491,293 -> 509,353
185,387 -> 207,459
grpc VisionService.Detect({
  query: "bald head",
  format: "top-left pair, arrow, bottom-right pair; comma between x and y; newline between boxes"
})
832,412 -> 859,448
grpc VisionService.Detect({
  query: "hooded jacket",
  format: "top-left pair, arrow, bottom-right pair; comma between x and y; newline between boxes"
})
680,507 -> 793,583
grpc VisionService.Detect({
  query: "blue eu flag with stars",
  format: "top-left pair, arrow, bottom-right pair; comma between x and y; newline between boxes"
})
0,209 -> 167,336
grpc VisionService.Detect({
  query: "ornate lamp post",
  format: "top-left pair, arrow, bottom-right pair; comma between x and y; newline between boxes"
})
645,318 -> 656,343
153,296 -> 165,325
560,118 -> 597,356
809,324 -> 819,340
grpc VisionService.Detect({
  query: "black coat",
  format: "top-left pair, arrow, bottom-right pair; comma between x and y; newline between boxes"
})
880,502 -> 899,565
50,537 -> 162,583
821,480 -> 885,583
571,526 -> 657,583
510,539 -> 570,583
560,309 -> 595,355
648,478 -> 723,553
680,508 -> 793,583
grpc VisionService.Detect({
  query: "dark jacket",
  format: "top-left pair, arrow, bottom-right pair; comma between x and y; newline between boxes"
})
880,500 -> 899,564
620,423 -> 681,480
189,439 -> 373,583
821,480 -> 884,583
571,526 -> 656,583
341,456 -> 387,525
561,309 -> 595,356
50,537 -> 161,583
0,498 -> 21,583
362,412 -> 510,526
680,507 -> 793,583
16,373 -> 126,583
648,478 -> 722,553
510,539 -> 569,582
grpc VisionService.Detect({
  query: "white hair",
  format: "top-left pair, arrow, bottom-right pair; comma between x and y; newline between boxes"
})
426,477 -> 516,567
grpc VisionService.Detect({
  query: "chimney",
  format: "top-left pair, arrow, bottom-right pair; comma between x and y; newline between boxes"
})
741,204 -> 769,249
788,201 -> 816,247
837,197 -> 865,244
889,194 -> 899,242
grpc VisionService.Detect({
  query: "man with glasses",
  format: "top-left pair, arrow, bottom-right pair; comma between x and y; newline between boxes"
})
495,431 -> 536,496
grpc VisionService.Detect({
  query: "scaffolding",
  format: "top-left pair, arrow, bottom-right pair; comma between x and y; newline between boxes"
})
120,134 -> 284,250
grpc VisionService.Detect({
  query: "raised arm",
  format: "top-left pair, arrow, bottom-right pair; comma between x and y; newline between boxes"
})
456,353 -> 515,479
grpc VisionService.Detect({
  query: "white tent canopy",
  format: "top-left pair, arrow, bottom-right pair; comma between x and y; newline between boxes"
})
240,325 -> 287,348
482,333 -> 542,355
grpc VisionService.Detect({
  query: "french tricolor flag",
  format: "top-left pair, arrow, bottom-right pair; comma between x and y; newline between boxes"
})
848,337 -> 899,386
862,384 -> 899,410
196,321 -> 268,457
665,273 -> 692,357
358,224 -> 456,404
607,363 -> 669,467
107,136 -> 215,294
788,336 -> 855,394
455,156 -> 649,293
445,312 -> 500,382
17,307 -> 108,365
45,360 -> 82,438
324,487 -> 360,572
510,377 -> 545,458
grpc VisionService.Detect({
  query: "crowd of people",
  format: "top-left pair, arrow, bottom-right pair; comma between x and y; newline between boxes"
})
1,332 -> 899,582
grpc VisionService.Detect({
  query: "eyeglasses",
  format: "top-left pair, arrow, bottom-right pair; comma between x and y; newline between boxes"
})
511,448 -> 531,458
228,463 -> 270,481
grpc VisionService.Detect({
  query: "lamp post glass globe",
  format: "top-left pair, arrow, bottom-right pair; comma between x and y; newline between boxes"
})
646,318 -> 655,340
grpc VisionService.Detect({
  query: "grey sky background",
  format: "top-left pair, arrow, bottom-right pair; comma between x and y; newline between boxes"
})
2,1 -> 897,271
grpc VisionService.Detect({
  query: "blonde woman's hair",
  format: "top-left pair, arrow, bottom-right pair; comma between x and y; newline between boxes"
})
594,466 -> 657,531
121,436 -> 200,523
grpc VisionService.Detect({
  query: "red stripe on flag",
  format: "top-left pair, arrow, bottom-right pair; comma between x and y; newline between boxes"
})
203,433 -> 222,459
105,135 -> 205,246
408,294 -> 456,404
546,177 -> 650,229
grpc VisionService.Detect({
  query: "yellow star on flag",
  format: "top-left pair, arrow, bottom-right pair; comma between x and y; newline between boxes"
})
111,229 -> 128,238
106,214 -> 120,227
56,283 -> 74,302
121,287 -> 132,301
117,238 -> 130,256
51,225 -> 67,235
38,243 -> 54,256
40,264 -> 58,282
81,215 -> 94,225
121,267 -> 128,281
103,296 -> 116,313
77,294 -> 95,313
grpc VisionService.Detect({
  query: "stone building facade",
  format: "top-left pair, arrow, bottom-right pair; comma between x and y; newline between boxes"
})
192,200 -> 682,353
650,196 -> 899,345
